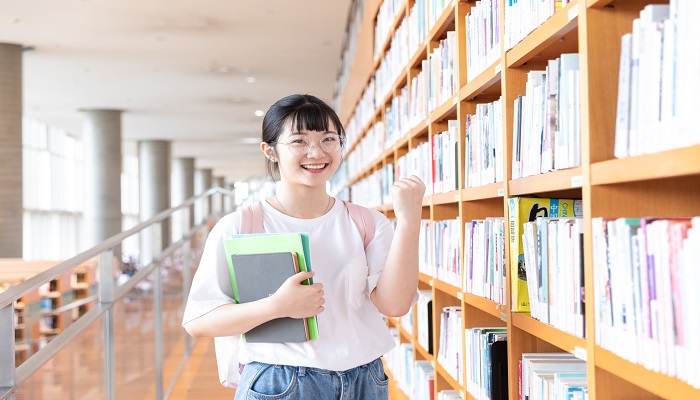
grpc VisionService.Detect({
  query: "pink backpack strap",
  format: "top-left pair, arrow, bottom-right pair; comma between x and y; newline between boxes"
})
238,201 -> 264,234
342,200 -> 376,249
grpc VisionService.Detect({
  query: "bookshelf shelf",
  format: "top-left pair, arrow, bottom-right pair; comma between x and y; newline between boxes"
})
419,272 -> 433,286
398,324 -> 412,343
435,361 -> 463,393
415,341 -> 433,362
461,60 -> 502,101
462,292 -> 505,320
382,68 -> 409,107
408,120 -> 429,141
338,0 -> 700,398
594,346 -> 699,400
509,167 -> 583,196
506,0 -> 580,68
432,278 -> 461,299
432,190 -> 460,205
408,41 -> 428,70
590,145 -> 700,185
461,182 -> 503,201
428,94 -> 459,123
511,312 -> 586,354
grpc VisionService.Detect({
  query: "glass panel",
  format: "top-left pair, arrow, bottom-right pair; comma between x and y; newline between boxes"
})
15,313 -> 106,399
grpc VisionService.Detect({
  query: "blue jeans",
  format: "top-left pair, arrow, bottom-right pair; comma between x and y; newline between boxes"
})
234,358 -> 389,400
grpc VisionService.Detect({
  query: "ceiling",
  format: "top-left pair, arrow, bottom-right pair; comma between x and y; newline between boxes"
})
0,0 -> 352,181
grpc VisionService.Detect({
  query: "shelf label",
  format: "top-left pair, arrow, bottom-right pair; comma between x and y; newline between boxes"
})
429,279 -> 434,287
457,292 -> 463,300
431,360 -> 436,368
500,312 -> 508,322
568,4 -> 579,21
454,194 -> 460,202
573,346 -> 588,361
453,97 -> 458,106
571,175 -> 583,188
426,120 -> 430,127
495,63 -> 502,74
497,188 -> 504,197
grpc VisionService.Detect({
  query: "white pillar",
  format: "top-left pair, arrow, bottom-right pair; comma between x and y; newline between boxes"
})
139,140 -> 171,263
82,109 -> 122,256
171,157 -> 195,241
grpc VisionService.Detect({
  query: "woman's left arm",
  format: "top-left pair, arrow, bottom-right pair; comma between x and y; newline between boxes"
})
371,175 -> 426,317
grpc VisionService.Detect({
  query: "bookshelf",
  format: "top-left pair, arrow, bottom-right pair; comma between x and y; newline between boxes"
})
0,259 -> 98,365
336,0 -> 700,399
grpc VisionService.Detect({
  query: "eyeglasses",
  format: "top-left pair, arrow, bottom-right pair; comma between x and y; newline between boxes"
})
276,133 -> 344,155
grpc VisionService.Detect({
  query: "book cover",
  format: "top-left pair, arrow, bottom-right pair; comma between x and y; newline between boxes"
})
229,252 -> 309,343
508,197 -> 582,312
224,232 -> 319,340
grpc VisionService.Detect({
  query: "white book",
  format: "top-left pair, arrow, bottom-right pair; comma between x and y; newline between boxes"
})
628,18 -> 642,157
614,33 -> 634,158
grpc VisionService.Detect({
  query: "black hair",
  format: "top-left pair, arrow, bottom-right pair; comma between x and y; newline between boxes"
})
262,94 -> 345,180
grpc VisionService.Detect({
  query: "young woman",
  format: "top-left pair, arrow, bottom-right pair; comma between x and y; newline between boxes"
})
183,94 -> 425,399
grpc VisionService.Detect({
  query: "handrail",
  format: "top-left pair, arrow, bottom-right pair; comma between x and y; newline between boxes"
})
0,187 -> 235,400
0,187 -> 233,309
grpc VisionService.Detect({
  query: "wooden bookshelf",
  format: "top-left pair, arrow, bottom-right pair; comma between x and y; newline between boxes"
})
336,0 -> 700,399
0,258 -> 99,365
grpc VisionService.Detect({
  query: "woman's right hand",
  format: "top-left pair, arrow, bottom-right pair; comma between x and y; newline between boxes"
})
271,271 -> 325,319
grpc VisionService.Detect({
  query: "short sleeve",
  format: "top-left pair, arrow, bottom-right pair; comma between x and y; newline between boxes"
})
364,210 -> 393,294
365,210 -> 420,306
182,212 -> 241,325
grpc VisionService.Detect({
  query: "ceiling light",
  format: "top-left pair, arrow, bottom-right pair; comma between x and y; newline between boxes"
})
246,77 -> 256,84
254,110 -> 264,117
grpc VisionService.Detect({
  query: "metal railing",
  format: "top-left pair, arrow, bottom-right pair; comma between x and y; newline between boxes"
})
0,187 -> 235,400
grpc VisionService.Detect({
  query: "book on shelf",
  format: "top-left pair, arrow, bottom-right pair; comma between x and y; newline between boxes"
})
521,216 -> 584,337
466,327 -> 508,400
228,252 -> 309,343
508,197 -> 583,313
463,217 -> 506,305
592,216 -> 700,388
520,353 -> 586,400
223,232 -> 319,341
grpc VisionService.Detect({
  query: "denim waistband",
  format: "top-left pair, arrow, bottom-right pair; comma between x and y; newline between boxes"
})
247,358 -> 379,377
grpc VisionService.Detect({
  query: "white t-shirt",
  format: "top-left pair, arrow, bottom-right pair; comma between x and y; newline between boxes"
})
183,199 -> 398,371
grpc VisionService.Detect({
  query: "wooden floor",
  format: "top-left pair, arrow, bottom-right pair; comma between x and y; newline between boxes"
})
14,293 -> 235,400
166,338 -> 234,400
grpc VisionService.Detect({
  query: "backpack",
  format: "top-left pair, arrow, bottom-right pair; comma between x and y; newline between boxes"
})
215,199 -> 376,388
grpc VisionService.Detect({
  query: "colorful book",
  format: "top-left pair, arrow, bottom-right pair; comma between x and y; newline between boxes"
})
223,232 -> 319,340
508,197 -> 583,312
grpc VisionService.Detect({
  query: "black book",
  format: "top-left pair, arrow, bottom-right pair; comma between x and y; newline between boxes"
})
230,252 -> 309,343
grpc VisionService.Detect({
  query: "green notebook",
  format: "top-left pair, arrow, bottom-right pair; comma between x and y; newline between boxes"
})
223,232 -> 318,340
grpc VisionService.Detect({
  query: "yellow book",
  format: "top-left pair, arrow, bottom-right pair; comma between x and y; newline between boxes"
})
508,197 -> 582,312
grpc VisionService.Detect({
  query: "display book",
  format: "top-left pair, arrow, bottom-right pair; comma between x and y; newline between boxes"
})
223,232 -> 319,342
508,197 -> 583,314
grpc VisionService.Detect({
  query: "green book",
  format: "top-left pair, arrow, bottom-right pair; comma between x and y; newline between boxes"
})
223,232 -> 318,340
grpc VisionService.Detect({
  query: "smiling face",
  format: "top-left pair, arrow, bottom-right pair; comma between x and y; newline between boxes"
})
259,94 -> 346,185
265,120 -> 343,189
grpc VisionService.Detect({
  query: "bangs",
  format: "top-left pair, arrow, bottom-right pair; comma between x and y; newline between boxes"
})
289,103 -> 337,133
